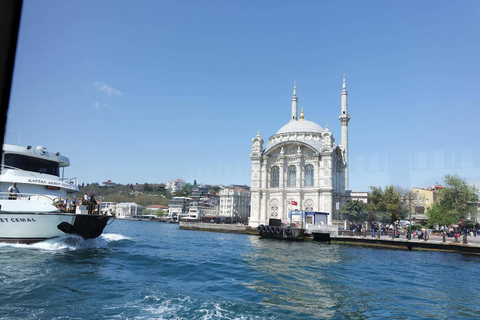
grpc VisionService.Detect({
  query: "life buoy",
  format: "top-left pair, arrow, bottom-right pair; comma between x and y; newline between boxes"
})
295,222 -> 300,228
275,226 -> 282,234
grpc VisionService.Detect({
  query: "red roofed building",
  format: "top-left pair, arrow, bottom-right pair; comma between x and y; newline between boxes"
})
103,179 -> 116,187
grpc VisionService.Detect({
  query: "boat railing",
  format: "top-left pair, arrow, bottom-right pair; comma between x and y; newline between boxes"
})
0,191 -> 59,204
0,192 -> 113,215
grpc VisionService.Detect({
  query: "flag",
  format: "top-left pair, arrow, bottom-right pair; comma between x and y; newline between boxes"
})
290,200 -> 298,206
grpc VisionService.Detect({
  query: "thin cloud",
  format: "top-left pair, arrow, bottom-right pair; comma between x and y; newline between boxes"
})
94,82 -> 122,96
92,101 -> 113,109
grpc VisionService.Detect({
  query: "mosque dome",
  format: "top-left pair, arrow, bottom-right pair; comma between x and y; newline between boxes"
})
276,119 -> 324,135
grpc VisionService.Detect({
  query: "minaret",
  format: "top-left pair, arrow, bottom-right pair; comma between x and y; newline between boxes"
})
291,82 -> 298,120
339,75 -> 351,189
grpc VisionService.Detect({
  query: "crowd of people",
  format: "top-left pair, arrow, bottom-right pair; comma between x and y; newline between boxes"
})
348,222 -> 432,239
7,182 -> 99,215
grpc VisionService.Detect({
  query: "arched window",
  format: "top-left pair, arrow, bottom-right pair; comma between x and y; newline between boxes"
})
287,165 -> 296,187
270,166 -> 279,188
304,164 -> 314,187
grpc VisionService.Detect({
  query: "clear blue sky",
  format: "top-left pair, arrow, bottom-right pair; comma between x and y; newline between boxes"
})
5,0 -> 480,191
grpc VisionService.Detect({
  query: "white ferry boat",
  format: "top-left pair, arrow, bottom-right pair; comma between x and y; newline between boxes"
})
0,144 -> 114,243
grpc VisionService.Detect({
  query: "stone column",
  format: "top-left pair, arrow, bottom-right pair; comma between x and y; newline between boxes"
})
296,163 -> 301,188
279,161 -> 285,188
260,191 -> 268,225
321,152 -> 333,224
279,192 -> 285,223
261,159 -> 268,189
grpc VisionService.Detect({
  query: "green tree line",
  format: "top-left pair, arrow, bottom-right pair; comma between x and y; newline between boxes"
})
339,173 -> 478,228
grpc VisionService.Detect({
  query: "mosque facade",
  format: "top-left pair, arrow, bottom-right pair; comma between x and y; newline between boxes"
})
249,77 -> 351,227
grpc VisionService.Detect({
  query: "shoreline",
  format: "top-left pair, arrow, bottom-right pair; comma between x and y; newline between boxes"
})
178,222 -> 480,255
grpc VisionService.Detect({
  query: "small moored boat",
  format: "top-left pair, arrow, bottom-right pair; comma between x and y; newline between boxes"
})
257,224 -> 306,240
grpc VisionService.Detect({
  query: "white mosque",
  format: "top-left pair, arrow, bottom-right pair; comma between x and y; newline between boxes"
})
249,77 -> 351,227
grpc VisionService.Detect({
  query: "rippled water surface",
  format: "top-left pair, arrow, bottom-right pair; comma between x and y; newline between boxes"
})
1,220 -> 479,319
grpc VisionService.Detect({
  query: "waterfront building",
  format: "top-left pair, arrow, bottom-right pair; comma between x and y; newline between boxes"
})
219,187 -> 251,223
99,201 -> 116,214
180,197 -> 218,221
249,78 -> 350,227
167,196 -> 192,219
203,195 -> 220,216
165,178 -> 186,193
115,202 -> 145,218
191,186 -> 209,198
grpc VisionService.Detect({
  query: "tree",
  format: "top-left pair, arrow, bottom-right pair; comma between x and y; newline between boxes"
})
426,202 -> 456,226
367,185 -> 406,226
104,193 -> 132,203
339,200 -> 368,222
367,186 -> 388,223
143,183 -> 152,192
384,185 -> 406,224
427,174 -> 479,226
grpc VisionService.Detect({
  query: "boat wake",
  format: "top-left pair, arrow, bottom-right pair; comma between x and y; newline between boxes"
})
0,233 -> 130,251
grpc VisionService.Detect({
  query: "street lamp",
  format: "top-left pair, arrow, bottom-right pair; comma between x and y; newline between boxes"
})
403,193 -> 413,240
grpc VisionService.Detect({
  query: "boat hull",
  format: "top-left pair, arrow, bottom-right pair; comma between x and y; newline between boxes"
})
0,213 -> 113,243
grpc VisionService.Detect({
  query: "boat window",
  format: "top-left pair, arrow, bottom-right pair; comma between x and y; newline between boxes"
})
4,154 -> 60,176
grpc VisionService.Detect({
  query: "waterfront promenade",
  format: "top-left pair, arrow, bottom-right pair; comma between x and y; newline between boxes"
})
331,232 -> 480,254
179,222 -> 480,254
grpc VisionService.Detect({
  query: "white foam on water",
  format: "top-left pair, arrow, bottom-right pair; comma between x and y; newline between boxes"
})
139,295 -> 193,319
138,295 -> 262,320
101,232 -> 131,242
0,232 -> 131,252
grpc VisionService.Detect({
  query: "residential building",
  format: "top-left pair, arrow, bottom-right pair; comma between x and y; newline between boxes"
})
146,205 -> 168,211
409,185 -> 443,214
180,197 -> 218,221
191,186 -> 209,198
347,191 -> 369,203
102,179 -> 116,187
219,187 -> 251,223
165,178 -> 186,193
167,196 -> 191,219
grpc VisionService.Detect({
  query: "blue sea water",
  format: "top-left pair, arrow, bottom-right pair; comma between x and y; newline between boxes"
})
1,220 -> 479,319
